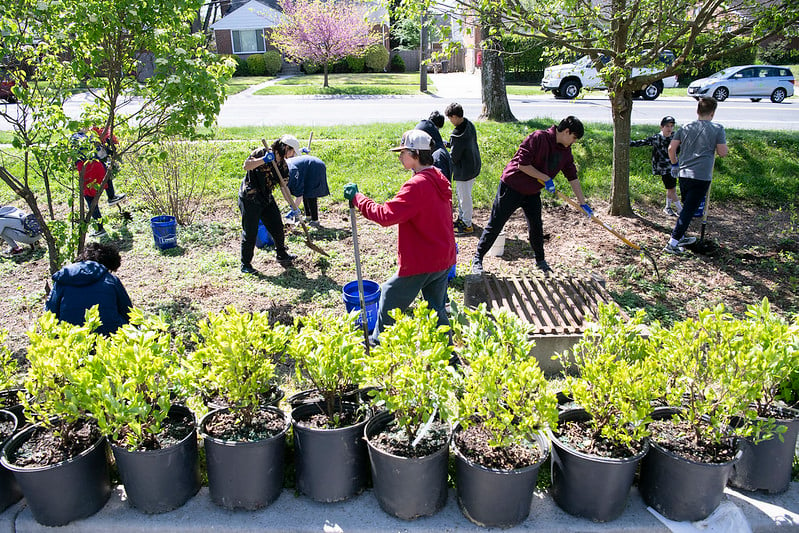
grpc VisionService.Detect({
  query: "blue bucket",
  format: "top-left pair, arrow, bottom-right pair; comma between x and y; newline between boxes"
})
448,243 -> 458,281
255,222 -> 274,249
150,215 -> 177,250
342,280 -> 380,333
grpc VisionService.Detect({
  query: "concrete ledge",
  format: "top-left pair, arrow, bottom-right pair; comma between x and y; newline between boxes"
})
3,483 -> 798,532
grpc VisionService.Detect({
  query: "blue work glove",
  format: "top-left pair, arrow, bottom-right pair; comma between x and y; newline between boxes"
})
343,183 -> 359,201
262,152 -> 275,165
301,147 -> 310,154
670,163 -> 679,178
284,207 -> 301,221
580,203 -> 594,218
544,178 -> 556,194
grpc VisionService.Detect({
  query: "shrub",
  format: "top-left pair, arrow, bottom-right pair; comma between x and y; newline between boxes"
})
758,39 -> 799,65
0,328 -> 20,390
501,35 -> 547,83
331,58 -> 350,73
363,43 -> 389,72
687,36 -> 757,80
302,61 -> 321,74
126,139 -> 217,225
390,53 -> 405,73
346,55 -> 365,73
224,54 -> 247,76
246,53 -> 266,76
263,50 -> 282,76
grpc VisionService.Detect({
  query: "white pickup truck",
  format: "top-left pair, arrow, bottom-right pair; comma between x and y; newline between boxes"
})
541,52 -> 678,100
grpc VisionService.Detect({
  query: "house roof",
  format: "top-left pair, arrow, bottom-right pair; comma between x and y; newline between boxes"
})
210,0 -> 281,30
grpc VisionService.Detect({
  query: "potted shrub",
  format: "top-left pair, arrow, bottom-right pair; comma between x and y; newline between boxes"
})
360,302 -> 456,520
287,309 -> 370,502
451,304 -> 558,528
639,304 -> 765,521
184,306 -> 291,510
85,309 -> 200,514
0,408 -> 21,512
551,304 -> 661,522
0,328 -> 26,423
726,299 -> 799,493
0,309 -> 111,526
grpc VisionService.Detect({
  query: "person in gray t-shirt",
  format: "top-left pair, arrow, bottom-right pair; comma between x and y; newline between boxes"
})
664,98 -> 728,255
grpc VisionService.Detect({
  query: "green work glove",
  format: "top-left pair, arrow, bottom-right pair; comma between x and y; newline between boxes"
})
344,183 -> 359,201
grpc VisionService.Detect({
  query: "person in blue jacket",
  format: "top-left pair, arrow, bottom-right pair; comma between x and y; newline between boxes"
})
415,110 -> 452,181
286,155 -> 330,227
45,242 -> 132,335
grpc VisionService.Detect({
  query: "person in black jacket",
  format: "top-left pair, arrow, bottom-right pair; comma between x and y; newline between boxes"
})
631,116 -> 682,216
445,103 -> 481,234
45,242 -> 132,335
415,110 -> 452,181
239,136 -> 298,274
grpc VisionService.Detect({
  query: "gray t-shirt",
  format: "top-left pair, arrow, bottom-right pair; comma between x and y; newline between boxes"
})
674,120 -> 726,181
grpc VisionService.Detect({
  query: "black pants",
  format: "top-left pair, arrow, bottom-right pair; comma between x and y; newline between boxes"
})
476,181 -> 544,262
238,194 -> 287,266
672,177 -> 710,241
303,197 -> 318,221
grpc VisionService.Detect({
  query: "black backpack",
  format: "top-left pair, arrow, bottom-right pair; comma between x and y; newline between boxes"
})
22,213 -> 42,237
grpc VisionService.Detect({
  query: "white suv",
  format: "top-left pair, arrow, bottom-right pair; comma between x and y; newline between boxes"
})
541,51 -> 678,100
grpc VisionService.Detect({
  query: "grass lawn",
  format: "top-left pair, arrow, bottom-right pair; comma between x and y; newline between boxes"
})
224,76 -> 277,95
255,73 -> 434,95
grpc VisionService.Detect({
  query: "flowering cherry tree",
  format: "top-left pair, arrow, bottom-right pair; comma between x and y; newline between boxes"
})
271,0 -> 378,87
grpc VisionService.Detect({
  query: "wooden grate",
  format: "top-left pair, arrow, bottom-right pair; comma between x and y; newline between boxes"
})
473,272 -> 625,335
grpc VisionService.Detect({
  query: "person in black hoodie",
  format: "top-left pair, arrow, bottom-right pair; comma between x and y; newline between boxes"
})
45,242 -> 132,335
415,110 -> 452,181
445,103 -> 481,234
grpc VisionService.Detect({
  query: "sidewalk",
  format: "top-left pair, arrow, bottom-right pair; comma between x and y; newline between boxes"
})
2,482 -> 798,532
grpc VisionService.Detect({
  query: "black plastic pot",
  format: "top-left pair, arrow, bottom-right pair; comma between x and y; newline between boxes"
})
639,407 -> 741,522
728,407 -> 799,493
364,410 -> 449,520
0,419 -> 111,526
200,406 -> 289,510
0,389 -> 27,426
548,408 -> 648,522
453,427 -> 550,528
205,389 -> 284,411
0,409 -> 22,512
292,401 -> 370,502
287,388 -> 361,410
111,404 -> 200,514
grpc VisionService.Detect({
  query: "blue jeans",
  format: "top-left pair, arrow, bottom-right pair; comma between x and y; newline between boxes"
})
370,268 -> 450,344
672,178 -> 710,241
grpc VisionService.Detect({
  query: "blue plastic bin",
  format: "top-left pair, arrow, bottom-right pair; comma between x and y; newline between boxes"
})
342,280 -> 380,333
150,215 -> 177,250
255,222 -> 274,249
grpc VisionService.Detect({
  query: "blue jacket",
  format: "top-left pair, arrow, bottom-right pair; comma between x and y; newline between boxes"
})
287,156 -> 330,198
45,260 -> 132,335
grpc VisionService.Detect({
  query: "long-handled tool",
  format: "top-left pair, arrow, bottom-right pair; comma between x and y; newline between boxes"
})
687,181 -> 718,255
537,178 -> 660,279
349,198 -> 371,355
260,139 -> 329,257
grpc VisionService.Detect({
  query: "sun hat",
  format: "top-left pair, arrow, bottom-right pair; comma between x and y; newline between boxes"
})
660,116 -> 676,126
279,134 -> 301,153
390,130 -> 433,152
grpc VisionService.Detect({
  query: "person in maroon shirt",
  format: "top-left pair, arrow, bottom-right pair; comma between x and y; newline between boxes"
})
471,116 -> 592,275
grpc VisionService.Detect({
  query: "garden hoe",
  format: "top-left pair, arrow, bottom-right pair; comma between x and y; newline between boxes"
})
686,182 -> 719,255
260,139 -> 329,257
348,198 -> 371,354
536,178 -> 660,280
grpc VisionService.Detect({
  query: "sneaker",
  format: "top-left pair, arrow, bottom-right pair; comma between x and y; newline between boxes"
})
663,243 -> 685,255
276,251 -> 296,265
9,246 -> 24,255
470,256 -> 484,275
453,218 -> 461,228
455,220 -> 473,234
108,194 -> 126,206
90,228 -> 107,238
536,260 -> 553,273
663,205 -> 678,217
678,236 -> 697,246
241,263 -> 258,274
308,220 -> 321,228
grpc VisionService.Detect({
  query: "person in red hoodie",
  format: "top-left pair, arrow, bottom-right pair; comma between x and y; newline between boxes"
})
344,129 -> 456,343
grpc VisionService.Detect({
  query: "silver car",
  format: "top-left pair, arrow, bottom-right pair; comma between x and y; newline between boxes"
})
687,65 -> 795,103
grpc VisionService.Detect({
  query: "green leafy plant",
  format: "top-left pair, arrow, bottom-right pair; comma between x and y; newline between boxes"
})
363,43 -> 389,72
648,303 -> 773,452
183,306 -> 288,426
85,308 -> 185,450
0,328 -> 20,390
246,53 -> 267,76
263,50 -> 282,76
554,304 -> 662,452
288,310 -> 365,424
453,305 -> 558,451
361,302 -> 455,446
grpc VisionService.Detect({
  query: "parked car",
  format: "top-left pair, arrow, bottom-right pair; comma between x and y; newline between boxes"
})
687,65 -> 794,103
541,51 -> 678,100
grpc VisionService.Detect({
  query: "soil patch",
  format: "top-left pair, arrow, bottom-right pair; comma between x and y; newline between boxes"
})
9,419 -> 101,467
203,408 -> 286,442
368,418 -> 449,458
648,418 -> 737,464
556,419 -> 644,459
454,423 -> 544,470
113,410 -> 195,451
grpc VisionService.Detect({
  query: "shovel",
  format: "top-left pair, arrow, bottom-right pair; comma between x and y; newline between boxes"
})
687,181 -> 718,255
260,139 -> 329,257
537,178 -> 660,279
349,198 -> 371,354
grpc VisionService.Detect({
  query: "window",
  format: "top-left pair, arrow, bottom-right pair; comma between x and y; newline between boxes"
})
232,30 -> 266,54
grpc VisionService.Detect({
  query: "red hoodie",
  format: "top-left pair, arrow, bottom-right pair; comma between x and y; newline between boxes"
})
353,166 -> 456,277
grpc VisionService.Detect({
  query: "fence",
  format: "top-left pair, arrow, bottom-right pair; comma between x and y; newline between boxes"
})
393,48 -> 465,73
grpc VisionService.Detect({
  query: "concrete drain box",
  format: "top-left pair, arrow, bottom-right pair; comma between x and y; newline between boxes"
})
463,272 -> 627,374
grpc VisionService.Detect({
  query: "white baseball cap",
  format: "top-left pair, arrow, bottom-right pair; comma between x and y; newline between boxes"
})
279,134 -> 301,153
390,130 -> 433,152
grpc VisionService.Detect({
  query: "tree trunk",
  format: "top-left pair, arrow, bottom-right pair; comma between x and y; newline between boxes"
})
419,10 -> 428,92
323,63 -> 329,88
608,89 -> 635,216
478,23 -> 515,122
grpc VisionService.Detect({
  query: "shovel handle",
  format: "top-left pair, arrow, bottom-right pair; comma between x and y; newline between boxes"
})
349,201 -> 371,354
261,138 -> 311,240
